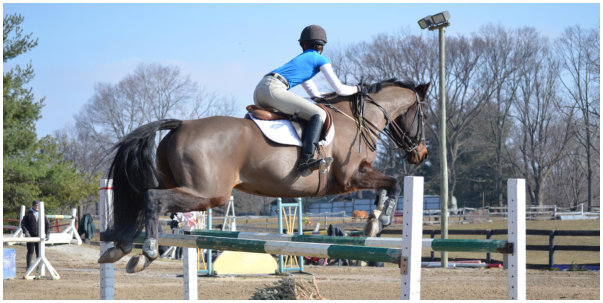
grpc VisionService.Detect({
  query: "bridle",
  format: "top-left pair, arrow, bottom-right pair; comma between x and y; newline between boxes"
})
360,91 -> 426,155
321,87 -> 426,156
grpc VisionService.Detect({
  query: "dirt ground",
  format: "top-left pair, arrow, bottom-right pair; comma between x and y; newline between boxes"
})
2,243 -> 600,300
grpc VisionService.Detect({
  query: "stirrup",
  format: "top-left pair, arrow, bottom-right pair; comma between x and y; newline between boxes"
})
298,157 -> 333,177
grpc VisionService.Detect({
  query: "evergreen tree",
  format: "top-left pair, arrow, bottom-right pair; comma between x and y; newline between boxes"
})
3,14 -> 97,217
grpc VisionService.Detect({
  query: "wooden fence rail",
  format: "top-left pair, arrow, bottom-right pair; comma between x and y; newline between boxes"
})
378,228 -> 599,268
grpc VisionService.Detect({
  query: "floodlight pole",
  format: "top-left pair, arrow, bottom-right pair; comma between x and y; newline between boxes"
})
435,24 -> 449,268
418,11 -> 451,269
425,20 -> 450,269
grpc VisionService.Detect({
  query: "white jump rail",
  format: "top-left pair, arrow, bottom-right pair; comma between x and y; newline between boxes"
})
1,202 -> 60,280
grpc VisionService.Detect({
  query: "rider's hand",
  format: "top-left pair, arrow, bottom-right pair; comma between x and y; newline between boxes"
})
312,96 -> 326,103
357,84 -> 368,95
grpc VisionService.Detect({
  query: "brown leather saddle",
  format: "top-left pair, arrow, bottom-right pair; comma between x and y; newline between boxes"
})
245,103 -> 333,140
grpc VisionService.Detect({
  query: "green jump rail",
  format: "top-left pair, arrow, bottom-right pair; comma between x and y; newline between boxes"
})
183,230 -> 512,254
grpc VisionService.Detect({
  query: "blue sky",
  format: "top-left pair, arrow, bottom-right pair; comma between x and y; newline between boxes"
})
3,2 -> 600,138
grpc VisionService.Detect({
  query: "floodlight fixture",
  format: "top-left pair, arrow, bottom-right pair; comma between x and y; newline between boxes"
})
417,11 -> 450,30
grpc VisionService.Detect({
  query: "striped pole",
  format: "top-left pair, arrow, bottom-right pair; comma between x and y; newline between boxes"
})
46,214 -> 75,219
99,179 -> 114,300
189,230 -> 512,254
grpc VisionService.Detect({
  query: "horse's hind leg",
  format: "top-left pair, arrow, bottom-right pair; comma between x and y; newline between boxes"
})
126,187 -> 225,273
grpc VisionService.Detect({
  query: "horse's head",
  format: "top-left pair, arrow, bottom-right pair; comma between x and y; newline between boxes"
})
319,79 -> 430,165
380,81 -> 430,165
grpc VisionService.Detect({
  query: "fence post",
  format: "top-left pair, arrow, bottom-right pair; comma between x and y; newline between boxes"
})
430,230 -> 436,260
486,230 -> 492,263
548,231 -> 556,268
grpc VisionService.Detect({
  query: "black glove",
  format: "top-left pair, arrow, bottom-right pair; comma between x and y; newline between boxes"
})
357,84 -> 369,95
311,96 -> 326,103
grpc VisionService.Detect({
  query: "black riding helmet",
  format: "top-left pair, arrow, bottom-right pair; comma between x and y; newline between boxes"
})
299,25 -> 327,45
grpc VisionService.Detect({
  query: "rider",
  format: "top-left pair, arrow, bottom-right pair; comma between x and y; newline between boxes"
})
254,25 -> 360,176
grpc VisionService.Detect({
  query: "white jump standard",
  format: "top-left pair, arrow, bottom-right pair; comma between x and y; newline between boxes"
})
8,204 -> 82,245
2,202 -> 60,280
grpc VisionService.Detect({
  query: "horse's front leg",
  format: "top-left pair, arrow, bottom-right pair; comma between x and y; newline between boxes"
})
349,161 -> 400,237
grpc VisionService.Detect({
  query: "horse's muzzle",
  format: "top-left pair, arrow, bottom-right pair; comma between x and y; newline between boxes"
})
406,142 -> 428,165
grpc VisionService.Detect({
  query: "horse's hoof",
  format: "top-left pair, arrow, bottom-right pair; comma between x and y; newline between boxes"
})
98,247 -> 127,263
378,198 -> 397,226
126,254 -> 151,273
363,216 -> 382,237
143,239 -> 159,260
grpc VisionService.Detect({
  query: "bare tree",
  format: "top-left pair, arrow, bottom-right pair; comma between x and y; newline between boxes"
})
123,63 -> 198,123
60,63 -> 237,182
508,34 -> 576,206
555,25 -> 600,211
479,25 -> 537,208
185,88 -> 237,119
545,144 -> 590,208
433,33 -> 493,205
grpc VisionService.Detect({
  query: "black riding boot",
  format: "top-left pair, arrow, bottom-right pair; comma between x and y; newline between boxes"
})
297,114 -> 333,176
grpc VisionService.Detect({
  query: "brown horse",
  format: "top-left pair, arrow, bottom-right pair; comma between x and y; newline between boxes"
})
352,210 -> 369,221
98,79 -> 430,273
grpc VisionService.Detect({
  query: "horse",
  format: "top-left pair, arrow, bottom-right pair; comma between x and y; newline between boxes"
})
98,78 -> 430,273
352,210 -> 369,221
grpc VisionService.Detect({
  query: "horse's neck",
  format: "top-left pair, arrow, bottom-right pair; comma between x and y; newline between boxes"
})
329,100 -> 387,131
328,87 -> 415,130
372,86 -> 417,118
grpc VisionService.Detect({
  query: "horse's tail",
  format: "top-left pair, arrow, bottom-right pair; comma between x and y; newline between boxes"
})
100,119 -> 183,244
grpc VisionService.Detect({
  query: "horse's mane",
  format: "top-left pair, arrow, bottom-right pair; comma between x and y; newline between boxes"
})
320,78 -> 416,102
365,78 -> 416,93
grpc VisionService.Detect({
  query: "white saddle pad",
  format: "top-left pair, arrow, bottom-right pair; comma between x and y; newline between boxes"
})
248,113 -> 334,147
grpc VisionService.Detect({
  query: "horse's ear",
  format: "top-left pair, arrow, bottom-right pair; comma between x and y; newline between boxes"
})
416,82 -> 431,101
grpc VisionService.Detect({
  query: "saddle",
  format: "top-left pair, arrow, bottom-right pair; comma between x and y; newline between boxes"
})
245,103 -> 333,140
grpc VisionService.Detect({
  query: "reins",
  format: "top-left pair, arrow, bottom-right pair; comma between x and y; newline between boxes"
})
319,87 -> 425,155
